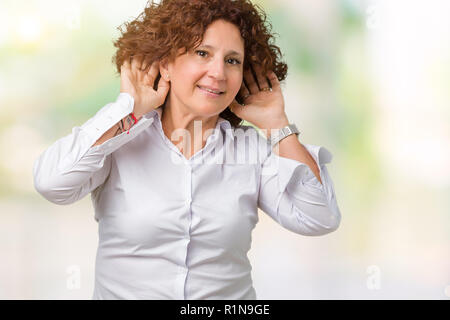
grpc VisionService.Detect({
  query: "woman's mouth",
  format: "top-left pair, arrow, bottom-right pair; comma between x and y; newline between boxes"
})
197,85 -> 224,97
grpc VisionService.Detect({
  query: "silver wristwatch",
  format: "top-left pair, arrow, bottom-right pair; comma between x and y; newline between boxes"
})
269,123 -> 300,147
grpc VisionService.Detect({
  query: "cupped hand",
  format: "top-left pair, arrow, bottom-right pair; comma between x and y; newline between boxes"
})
120,55 -> 170,118
229,63 -> 289,131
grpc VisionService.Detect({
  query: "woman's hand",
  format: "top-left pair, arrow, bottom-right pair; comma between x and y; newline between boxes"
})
120,55 -> 170,119
229,63 -> 289,135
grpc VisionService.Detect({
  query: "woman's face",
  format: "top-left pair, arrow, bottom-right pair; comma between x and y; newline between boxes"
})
160,19 -> 244,117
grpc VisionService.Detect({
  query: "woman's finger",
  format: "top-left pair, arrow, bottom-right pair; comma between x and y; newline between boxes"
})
137,54 -> 145,70
141,55 -> 152,71
135,55 -> 147,82
131,55 -> 140,70
266,70 -> 280,90
243,65 -> 259,95
121,58 -> 131,74
253,64 -> 270,90
131,55 -> 141,79
146,60 -> 160,86
238,81 -> 250,104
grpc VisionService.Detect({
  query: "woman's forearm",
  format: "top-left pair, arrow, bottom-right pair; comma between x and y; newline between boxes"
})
273,134 -> 323,185
263,117 -> 323,185
92,113 -> 140,147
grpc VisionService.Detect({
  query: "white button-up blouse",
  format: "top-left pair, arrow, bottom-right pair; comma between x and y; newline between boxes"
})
33,93 -> 341,300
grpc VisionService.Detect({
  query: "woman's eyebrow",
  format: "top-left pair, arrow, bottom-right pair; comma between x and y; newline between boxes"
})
198,44 -> 243,57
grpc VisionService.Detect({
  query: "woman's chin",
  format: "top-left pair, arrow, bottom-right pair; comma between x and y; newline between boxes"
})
189,101 -> 228,116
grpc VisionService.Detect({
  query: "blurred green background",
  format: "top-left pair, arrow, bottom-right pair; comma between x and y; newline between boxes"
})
0,0 -> 449,299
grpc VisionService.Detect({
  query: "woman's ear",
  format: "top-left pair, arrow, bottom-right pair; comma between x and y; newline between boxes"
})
159,57 -> 170,81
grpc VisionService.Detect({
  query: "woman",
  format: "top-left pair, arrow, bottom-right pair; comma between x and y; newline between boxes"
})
33,0 -> 341,299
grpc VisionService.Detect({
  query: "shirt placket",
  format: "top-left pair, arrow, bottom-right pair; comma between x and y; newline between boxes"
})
176,163 -> 193,299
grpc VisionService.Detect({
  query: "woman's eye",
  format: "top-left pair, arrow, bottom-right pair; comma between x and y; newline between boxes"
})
195,50 -> 241,65
196,50 -> 207,57
227,58 -> 241,65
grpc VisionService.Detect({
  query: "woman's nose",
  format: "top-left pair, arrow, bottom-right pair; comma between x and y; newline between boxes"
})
208,59 -> 226,80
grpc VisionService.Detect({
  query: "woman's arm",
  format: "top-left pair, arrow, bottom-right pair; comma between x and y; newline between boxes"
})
93,57 -> 169,147
33,93 -> 154,205
92,112 -> 141,147
264,118 -> 323,185
257,132 -> 341,236
33,58 -> 169,205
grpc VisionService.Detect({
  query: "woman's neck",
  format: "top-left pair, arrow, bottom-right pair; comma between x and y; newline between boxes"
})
160,97 -> 220,159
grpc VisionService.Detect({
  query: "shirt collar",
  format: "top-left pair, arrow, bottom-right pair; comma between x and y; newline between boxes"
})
146,106 -> 234,141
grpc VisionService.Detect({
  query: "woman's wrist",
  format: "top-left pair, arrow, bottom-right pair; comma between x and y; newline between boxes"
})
261,116 -> 290,139
114,114 -> 138,136
123,113 -> 137,130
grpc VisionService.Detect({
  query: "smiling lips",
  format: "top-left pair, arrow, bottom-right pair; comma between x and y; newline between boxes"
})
197,85 -> 225,96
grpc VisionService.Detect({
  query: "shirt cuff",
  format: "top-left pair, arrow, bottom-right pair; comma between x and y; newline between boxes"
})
80,92 -> 135,145
89,117 -> 155,156
79,92 -> 158,156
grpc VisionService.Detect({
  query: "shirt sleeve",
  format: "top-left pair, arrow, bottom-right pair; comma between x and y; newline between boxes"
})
257,139 -> 341,236
33,93 -> 156,205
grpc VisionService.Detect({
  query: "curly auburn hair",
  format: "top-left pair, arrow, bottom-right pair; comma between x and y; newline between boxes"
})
112,0 -> 288,128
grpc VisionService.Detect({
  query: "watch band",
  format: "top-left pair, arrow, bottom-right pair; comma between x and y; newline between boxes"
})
270,123 -> 300,147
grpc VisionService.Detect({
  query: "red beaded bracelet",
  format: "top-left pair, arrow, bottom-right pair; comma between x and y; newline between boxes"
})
130,112 -> 138,123
127,113 -> 139,134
